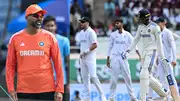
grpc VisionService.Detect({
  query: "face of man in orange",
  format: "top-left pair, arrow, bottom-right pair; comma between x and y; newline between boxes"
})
26,11 -> 44,28
25,4 -> 47,29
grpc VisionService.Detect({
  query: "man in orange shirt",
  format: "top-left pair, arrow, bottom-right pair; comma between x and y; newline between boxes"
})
6,4 -> 64,101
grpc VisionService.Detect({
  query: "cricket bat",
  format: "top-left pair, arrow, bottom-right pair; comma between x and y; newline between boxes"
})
163,61 -> 180,101
0,85 -> 15,101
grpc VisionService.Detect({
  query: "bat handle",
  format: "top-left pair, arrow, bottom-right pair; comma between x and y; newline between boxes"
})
0,85 -> 15,101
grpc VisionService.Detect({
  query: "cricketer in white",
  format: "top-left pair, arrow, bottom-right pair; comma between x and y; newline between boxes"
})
148,17 -> 179,100
123,9 -> 169,101
78,17 -> 107,101
107,18 -> 140,101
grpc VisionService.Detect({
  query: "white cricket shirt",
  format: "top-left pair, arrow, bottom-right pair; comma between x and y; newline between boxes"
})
160,27 -> 176,62
79,27 -> 97,61
108,30 -> 133,56
129,21 -> 165,58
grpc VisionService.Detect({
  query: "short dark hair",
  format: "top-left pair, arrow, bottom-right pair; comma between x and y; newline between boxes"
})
114,17 -> 123,23
155,17 -> 166,23
43,15 -> 56,25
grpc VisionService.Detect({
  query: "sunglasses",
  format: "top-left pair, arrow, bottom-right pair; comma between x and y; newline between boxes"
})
80,21 -> 86,23
31,12 -> 44,18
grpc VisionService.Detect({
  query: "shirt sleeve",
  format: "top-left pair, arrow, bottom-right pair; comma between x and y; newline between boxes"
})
127,33 -> 138,50
127,32 -> 133,45
128,26 -> 141,52
6,37 -> 17,92
89,30 -> 97,44
155,26 -> 165,59
172,33 -> 180,40
50,36 -> 64,93
168,32 -> 176,62
64,38 -> 70,57
107,33 -> 114,56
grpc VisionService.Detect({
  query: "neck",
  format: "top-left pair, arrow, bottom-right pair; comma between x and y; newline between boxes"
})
83,26 -> 89,31
26,26 -> 39,35
119,28 -> 123,33
161,26 -> 165,31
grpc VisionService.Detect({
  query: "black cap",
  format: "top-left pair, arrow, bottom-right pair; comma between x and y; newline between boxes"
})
156,17 -> 166,23
138,9 -> 151,19
79,17 -> 90,22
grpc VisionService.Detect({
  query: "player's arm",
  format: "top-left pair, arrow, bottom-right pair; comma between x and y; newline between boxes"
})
128,32 -> 141,60
128,26 -> 141,53
6,37 -> 18,101
6,38 -> 17,93
50,37 -> 64,94
135,48 -> 141,60
168,32 -> 177,67
81,31 -> 97,56
172,33 -> 180,40
64,38 -> 70,84
107,33 -> 114,67
89,43 -> 97,51
89,31 -> 98,51
154,26 -> 165,59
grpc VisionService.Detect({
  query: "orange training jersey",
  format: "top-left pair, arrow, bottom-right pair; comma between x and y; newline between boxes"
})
6,29 -> 64,93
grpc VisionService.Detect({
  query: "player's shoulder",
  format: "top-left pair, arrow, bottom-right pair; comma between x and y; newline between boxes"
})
123,30 -> 133,39
109,30 -> 118,37
149,21 -> 160,29
164,28 -> 173,36
150,21 -> 158,26
137,24 -> 144,30
9,29 -> 24,44
41,29 -> 54,35
149,21 -> 161,32
41,29 -> 57,43
87,27 -> 96,34
56,34 -> 69,42
111,30 -> 118,34
123,30 -> 131,35
164,27 -> 172,33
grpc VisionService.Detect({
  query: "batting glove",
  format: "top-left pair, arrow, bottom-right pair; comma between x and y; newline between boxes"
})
84,48 -> 90,54
80,48 -> 90,58
121,51 -> 129,59
162,58 -> 169,67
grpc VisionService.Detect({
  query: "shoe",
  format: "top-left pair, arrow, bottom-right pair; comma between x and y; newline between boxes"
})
131,98 -> 140,101
153,97 -> 166,101
81,98 -> 90,101
102,96 -> 107,101
147,98 -> 153,101
108,97 -> 115,101
166,96 -> 173,101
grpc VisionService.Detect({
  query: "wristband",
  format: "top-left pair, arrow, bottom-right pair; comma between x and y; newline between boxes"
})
84,48 -> 90,54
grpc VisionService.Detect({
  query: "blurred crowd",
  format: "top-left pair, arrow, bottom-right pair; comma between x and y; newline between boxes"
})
70,0 -> 180,46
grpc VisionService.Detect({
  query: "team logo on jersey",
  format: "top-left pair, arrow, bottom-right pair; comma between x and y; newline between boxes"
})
148,29 -> 151,32
115,40 -> 125,44
39,41 -> 44,46
20,50 -> 44,56
20,42 -> 25,46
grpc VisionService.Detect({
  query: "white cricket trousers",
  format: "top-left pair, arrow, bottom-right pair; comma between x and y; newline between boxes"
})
80,58 -> 104,99
140,50 -> 156,101
109,55 -> 136,99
